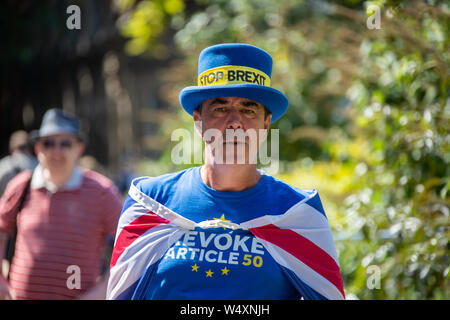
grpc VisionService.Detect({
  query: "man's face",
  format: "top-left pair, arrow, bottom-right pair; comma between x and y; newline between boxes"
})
35,133 -> 84,176
193,96 -> 271,164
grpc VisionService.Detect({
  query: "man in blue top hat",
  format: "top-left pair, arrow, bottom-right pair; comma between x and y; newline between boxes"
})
107,44 -> 345,300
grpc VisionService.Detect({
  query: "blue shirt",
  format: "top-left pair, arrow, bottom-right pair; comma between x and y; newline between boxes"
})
131,166 -> 308,300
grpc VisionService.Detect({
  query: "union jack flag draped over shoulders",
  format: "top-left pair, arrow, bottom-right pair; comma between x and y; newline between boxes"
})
107,177 -> 345,300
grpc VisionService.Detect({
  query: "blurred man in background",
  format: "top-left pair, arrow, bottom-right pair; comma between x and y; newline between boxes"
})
0,130 -> 37,196
0,108 -> 122,299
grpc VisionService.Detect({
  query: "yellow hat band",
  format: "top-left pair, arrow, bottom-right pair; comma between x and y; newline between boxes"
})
197,65 -> 271,87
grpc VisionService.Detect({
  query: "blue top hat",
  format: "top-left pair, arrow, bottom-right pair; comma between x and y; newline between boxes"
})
34,108 -> 82,140
179,43 -> 288,122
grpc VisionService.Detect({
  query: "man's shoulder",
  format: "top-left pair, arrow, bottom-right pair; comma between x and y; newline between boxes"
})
81,169 -> 118,193
134,167 -> 195,196
4,170 -> 33,191
265,174 -> 327,218
263,173 -> 314,201
0,155 -> 19,179
0,155 -> 12,171
0,170 -> 32,205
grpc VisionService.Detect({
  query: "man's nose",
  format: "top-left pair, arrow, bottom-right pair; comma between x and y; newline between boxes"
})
226,109 -> 243,130
48,144 -> 67,154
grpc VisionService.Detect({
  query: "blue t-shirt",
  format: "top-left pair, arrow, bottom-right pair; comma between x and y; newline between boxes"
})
130,166 -> 308,300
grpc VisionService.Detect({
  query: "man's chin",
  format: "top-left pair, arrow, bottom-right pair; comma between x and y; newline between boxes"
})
218,153 -> 258,165
47,163 -> 70,172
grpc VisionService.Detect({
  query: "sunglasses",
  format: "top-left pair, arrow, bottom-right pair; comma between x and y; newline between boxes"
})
40,138 -> 75,150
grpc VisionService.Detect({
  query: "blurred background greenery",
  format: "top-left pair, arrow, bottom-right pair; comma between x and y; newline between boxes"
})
1,0 -> 448,299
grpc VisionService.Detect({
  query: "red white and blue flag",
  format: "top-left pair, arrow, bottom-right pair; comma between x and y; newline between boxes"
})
107,179 -> 345,300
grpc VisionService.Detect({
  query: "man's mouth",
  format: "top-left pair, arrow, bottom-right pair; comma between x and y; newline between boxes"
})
49,158 -> 67,166
223,136 -> 248,144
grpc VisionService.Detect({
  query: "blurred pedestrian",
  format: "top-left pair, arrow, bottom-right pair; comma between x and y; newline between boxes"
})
0,130 -> 37,196
0,108 -> 122,299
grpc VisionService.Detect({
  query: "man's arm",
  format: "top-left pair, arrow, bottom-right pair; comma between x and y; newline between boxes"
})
0,231 -> 13,299
0,171 -> 33,300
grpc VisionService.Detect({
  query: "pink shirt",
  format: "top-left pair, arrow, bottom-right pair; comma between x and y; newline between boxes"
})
0,167 -> 122,299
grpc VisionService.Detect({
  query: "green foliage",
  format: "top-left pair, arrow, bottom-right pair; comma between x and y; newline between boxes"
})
115,0 -> 185,57
281,0 -> 449,299
327,1 -> 449,299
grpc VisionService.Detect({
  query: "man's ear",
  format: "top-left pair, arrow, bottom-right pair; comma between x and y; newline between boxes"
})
34,142 -> 45,163
34,143 -> 40,155
193,109 -> 201,122
77,142 -> 85,159
193,110 -> 203,138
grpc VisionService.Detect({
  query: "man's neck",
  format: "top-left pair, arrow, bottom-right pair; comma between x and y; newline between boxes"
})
200,163 -> 261,192
42,167 -> 73,190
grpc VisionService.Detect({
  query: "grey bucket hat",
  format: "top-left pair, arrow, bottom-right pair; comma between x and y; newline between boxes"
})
31,109 -> 83,141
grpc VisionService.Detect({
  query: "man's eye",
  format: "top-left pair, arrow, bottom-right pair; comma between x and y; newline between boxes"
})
242,109 -> 255,114
214,107 -> 227,112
